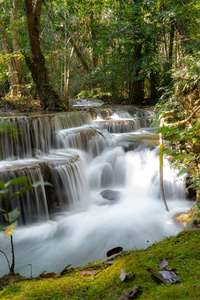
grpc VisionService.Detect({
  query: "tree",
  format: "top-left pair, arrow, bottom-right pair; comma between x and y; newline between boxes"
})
23,0 -> 66,110
0,0 -> 30,98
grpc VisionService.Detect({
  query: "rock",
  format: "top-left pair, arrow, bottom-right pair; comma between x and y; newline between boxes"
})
100,189 -> 121,201
107,246 -> 123,257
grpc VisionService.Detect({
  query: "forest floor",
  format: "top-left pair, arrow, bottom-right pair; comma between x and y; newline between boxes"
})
0,228 -> 200,300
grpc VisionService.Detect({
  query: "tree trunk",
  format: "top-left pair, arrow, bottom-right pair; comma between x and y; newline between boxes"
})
90,12 -> 98,69
150,71 -> 158,104
163,20 -> 175,86
1,0 -> 29,98
129,44 -> 144,105
24,0 -> 65,110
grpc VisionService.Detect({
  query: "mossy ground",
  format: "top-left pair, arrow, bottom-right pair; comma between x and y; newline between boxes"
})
0,229 -> 200,300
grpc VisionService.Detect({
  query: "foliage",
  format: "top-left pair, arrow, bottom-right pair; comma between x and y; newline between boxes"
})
76,88 -> 111,100
0,229 -> 200,299
151,49 -> 200,213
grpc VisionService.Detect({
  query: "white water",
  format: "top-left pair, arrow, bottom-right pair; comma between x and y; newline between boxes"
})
0,109 -> 193,277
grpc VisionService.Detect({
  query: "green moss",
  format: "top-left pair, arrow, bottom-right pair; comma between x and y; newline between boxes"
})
1,229 -> 200,300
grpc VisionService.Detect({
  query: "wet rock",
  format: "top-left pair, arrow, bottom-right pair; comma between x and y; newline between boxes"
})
100,189 -> 121,201
107,246 -> 123,257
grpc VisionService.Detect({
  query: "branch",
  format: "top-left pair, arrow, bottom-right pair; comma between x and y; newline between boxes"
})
0,249 -> 11,271
160,105 -> 200,127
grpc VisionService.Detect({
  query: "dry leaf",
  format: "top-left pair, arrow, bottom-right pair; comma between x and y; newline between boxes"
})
120,268 -> 127,281
158,258 -> 168,269
4,221 -> 18,236
158,270 -> 181,284
118,285 -> 141,300
39,271 -> 57,278
80,270 -> 96,276
54,264 -> 72,277
164,268 -> 179,274
147,268 -> 181,285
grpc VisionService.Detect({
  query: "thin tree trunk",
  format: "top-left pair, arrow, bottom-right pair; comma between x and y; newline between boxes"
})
129,44 -> 144,105
9,236 -> 15,274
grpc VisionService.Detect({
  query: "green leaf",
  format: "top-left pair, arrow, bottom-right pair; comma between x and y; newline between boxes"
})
177,168 -> 188,176
0,208 -> 6,212
165,128 -> 177,137
0,189 -> 8,197
5,177 -> 29,188
9,185 -> 33,202
193,135 -> 200,140
4,208 -> 20,223
0,180 -> 6,190
158,127 -> 170,134
31,181 -> 53,188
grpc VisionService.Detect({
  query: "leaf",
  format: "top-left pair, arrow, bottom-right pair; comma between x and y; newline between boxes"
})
0,180 -> 6,190
39,271 -> 57,278
118,285 -> 141,300
5,177 -> 29,187
158,270 -> 181,284
0,208 -> 6,212
165,128 -> 177,137
177,168 -> 188,176
0,189 -> 8,196
147,267 -> 181,285
80,270 -> 96,276
4,208 -> 20,223
119,268 -> 132,282
31,181 -> 53,188
9,185 -> 33,202
158,258 -> 169,269
193,135 -> 200,140
4,221 -> 18,236
54,265 -> 72,277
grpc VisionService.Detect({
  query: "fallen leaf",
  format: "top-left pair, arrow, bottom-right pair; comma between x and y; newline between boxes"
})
54,264 -> 72,278
80,270 -> 96,276
39,271 -> 57,278
158,270 -> 181,284
147,268 -> 181,285
119,268 -> 132,282
164,267 -> 179,274
158,258 -> 168,269
118,285 -> 141,300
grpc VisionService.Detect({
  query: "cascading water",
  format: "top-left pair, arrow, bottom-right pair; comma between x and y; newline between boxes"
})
0,107 -> 193,277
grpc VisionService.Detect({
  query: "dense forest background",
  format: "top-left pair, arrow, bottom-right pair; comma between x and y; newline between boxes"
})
0,0 -> 199,111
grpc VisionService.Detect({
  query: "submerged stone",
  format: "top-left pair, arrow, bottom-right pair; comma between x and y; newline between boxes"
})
100,189 -> 121,201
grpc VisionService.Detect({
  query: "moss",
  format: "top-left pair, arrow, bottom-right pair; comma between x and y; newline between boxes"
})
0,229 -> 200,300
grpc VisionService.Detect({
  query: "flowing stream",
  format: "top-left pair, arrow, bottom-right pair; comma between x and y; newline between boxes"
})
0,106 -> 192,277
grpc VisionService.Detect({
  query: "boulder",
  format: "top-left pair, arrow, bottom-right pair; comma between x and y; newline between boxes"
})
100,189 -> 121,201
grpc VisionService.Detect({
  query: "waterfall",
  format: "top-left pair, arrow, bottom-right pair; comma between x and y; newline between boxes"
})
0,112 -> 91,160
0,164 -> 49,224
0,108 -> 193,277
